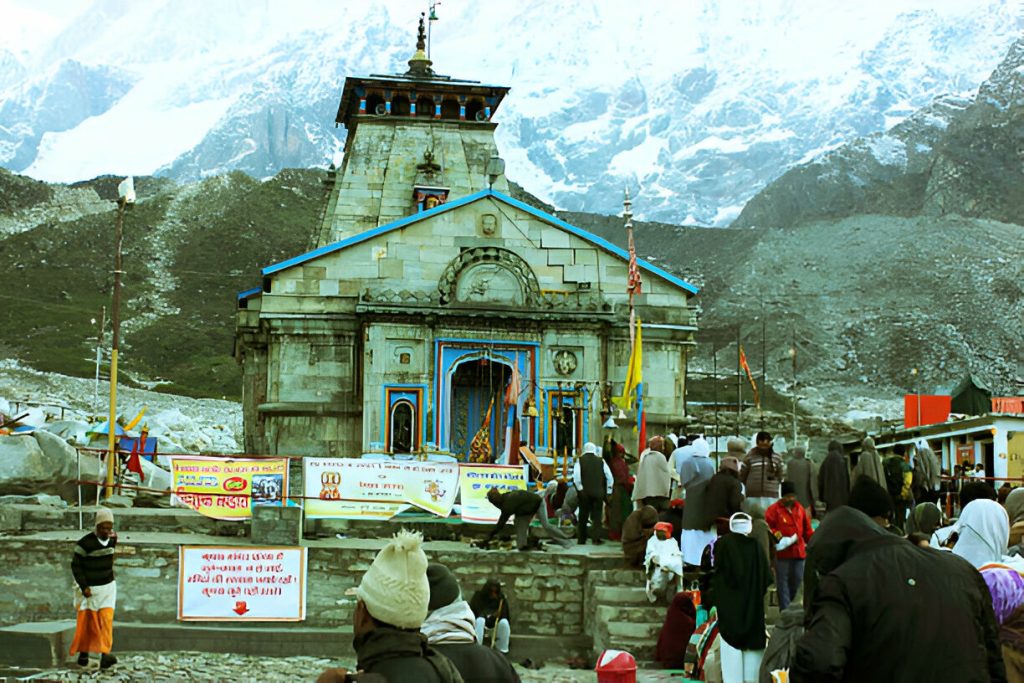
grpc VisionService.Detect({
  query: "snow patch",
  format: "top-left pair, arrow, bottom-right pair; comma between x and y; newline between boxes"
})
865,136 -> 907,168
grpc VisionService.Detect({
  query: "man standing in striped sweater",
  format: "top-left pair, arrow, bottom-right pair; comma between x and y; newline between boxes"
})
69,508 -> 118,669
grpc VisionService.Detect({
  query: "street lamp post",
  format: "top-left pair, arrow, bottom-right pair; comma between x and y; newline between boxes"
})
789,342 -> 797,448
104,178 -> 135,499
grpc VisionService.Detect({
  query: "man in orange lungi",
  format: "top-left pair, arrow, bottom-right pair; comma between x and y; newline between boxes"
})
69,508 -> 118,668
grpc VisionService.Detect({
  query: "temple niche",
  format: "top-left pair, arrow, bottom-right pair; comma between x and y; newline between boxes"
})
234,18 -> 699,463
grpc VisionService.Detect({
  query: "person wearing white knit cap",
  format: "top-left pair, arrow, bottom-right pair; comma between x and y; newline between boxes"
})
318,530 -> 463,683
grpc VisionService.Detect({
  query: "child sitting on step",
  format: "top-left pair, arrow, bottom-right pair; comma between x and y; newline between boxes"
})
645,521 -> 684,603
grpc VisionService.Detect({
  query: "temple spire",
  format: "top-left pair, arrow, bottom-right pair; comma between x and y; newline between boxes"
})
406,13 -> 434,78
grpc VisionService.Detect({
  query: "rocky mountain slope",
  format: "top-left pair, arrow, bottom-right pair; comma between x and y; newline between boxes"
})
1,1 -> 1020,226
734,37 -> 1024,229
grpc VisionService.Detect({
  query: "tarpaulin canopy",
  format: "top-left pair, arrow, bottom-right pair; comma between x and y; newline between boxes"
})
949,375 -> 992,417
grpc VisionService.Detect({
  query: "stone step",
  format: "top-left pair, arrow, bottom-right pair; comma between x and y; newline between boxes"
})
594,634 -> 658,663
587,568 -> 645,586
605,619 -> 662,641
595,604 -> 665,626
592,585 -> 649,605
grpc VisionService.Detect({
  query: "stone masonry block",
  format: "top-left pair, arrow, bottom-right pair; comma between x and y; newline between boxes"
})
546,249 -> 573,266
574,249 -> 598,265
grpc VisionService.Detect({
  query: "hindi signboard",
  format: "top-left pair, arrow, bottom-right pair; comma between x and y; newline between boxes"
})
177,546 -> 307,621
458,463 -> 528,523
170,456 -> 288,520
303,458 -> 458,520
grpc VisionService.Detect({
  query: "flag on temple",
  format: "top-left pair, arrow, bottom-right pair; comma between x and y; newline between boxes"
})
739,345 -> 760,408
613,317 -> 642,410
469,397 -> 494,463
627,228 -> 642,299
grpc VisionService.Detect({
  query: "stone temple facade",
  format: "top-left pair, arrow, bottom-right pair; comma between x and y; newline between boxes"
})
234,22 -> 699,461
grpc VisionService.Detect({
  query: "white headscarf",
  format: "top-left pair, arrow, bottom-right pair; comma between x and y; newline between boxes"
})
953,499 -> 1010,569
691,436 -> 711,458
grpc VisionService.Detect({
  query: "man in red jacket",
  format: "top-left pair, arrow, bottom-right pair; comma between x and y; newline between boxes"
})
765,481 -> 813,609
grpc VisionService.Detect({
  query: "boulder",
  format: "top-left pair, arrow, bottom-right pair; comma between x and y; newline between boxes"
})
0,432 -> 103,503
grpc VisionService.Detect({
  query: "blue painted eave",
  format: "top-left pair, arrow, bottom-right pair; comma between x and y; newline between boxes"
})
237,286 -> 262,301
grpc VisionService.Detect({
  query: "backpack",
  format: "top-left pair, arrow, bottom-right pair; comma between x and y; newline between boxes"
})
883,457 -> 905,499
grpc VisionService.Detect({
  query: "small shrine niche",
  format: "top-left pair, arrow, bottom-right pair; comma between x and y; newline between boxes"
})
413,149 -> 449,212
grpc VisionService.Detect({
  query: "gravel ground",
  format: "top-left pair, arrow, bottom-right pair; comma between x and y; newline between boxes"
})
10,651 -> 701,682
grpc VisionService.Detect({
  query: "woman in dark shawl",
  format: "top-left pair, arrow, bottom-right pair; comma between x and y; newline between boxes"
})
816,440 -> 850,514
655,592 -> 697,670
622,505 -> 659,568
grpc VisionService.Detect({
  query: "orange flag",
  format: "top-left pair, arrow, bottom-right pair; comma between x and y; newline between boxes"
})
739,345 -> 760,408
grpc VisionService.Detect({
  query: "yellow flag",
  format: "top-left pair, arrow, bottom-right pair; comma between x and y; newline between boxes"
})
125,406 -> 147,431
613,318 -> 642,410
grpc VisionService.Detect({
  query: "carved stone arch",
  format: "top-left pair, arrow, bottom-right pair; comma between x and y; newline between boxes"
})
438,247 -> 540,307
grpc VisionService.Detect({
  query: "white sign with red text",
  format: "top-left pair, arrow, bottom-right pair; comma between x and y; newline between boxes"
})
177,546 -> 307,621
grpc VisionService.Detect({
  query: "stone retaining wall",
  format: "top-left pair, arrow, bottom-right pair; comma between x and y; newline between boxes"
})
0,534 -> 620,641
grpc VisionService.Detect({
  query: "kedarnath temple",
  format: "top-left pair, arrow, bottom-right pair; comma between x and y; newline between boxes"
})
234,19 -> 699,461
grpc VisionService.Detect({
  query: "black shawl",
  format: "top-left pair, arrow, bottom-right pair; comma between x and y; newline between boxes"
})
710,533 -> 773,651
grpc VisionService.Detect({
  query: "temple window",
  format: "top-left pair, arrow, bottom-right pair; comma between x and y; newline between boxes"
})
465,99 -> 485,122
440,97 -> 460,120
391,94 -> 411,117
416,95 -> 434,117
365,93 -> 386,116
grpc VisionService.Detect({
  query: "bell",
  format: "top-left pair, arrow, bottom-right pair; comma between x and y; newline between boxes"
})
602,416 -> 618,429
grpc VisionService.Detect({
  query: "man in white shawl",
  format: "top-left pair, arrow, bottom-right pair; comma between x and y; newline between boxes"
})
421,563 -> 519,682
645,521 -> 684,603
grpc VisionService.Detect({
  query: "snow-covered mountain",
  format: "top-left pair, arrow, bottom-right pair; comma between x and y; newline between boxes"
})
1,0 -> 1021,225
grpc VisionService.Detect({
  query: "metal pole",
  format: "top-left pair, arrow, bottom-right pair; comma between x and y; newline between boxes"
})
77,448 -> 83,530
713,347 -> 719,456
736,326 -> 742,437
791,330 -> 797,448
760,306 -> 766,428
105,202 -> 125,499
94,306 -> 105,414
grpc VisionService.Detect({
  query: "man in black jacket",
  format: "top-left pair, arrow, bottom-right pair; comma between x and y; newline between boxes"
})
792,506 -> 1006,682
572,441 -> 613,545
483,488 -> 542,550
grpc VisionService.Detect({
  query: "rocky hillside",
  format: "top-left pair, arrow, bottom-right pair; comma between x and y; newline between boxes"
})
0,167 -> 321,399
734,38 -> 1024,229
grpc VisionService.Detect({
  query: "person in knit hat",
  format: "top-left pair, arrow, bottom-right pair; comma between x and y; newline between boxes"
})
703,456 -> 744,536
69,508 -> 119,669
322,530 -> 462,683
742,432 -> 785,516
421,564 -> 520,683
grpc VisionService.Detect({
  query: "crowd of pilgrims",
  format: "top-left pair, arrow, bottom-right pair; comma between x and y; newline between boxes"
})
496,430 -> 1022,682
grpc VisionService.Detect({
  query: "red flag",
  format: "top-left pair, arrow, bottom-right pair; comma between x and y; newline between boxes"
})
126,433 -> 146,479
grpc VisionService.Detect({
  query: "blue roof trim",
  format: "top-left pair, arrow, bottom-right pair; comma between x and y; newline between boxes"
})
259,188 -> 699,295
490,191 -> 700,295
237,286 -> 261,301
261,191 -> 489,276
